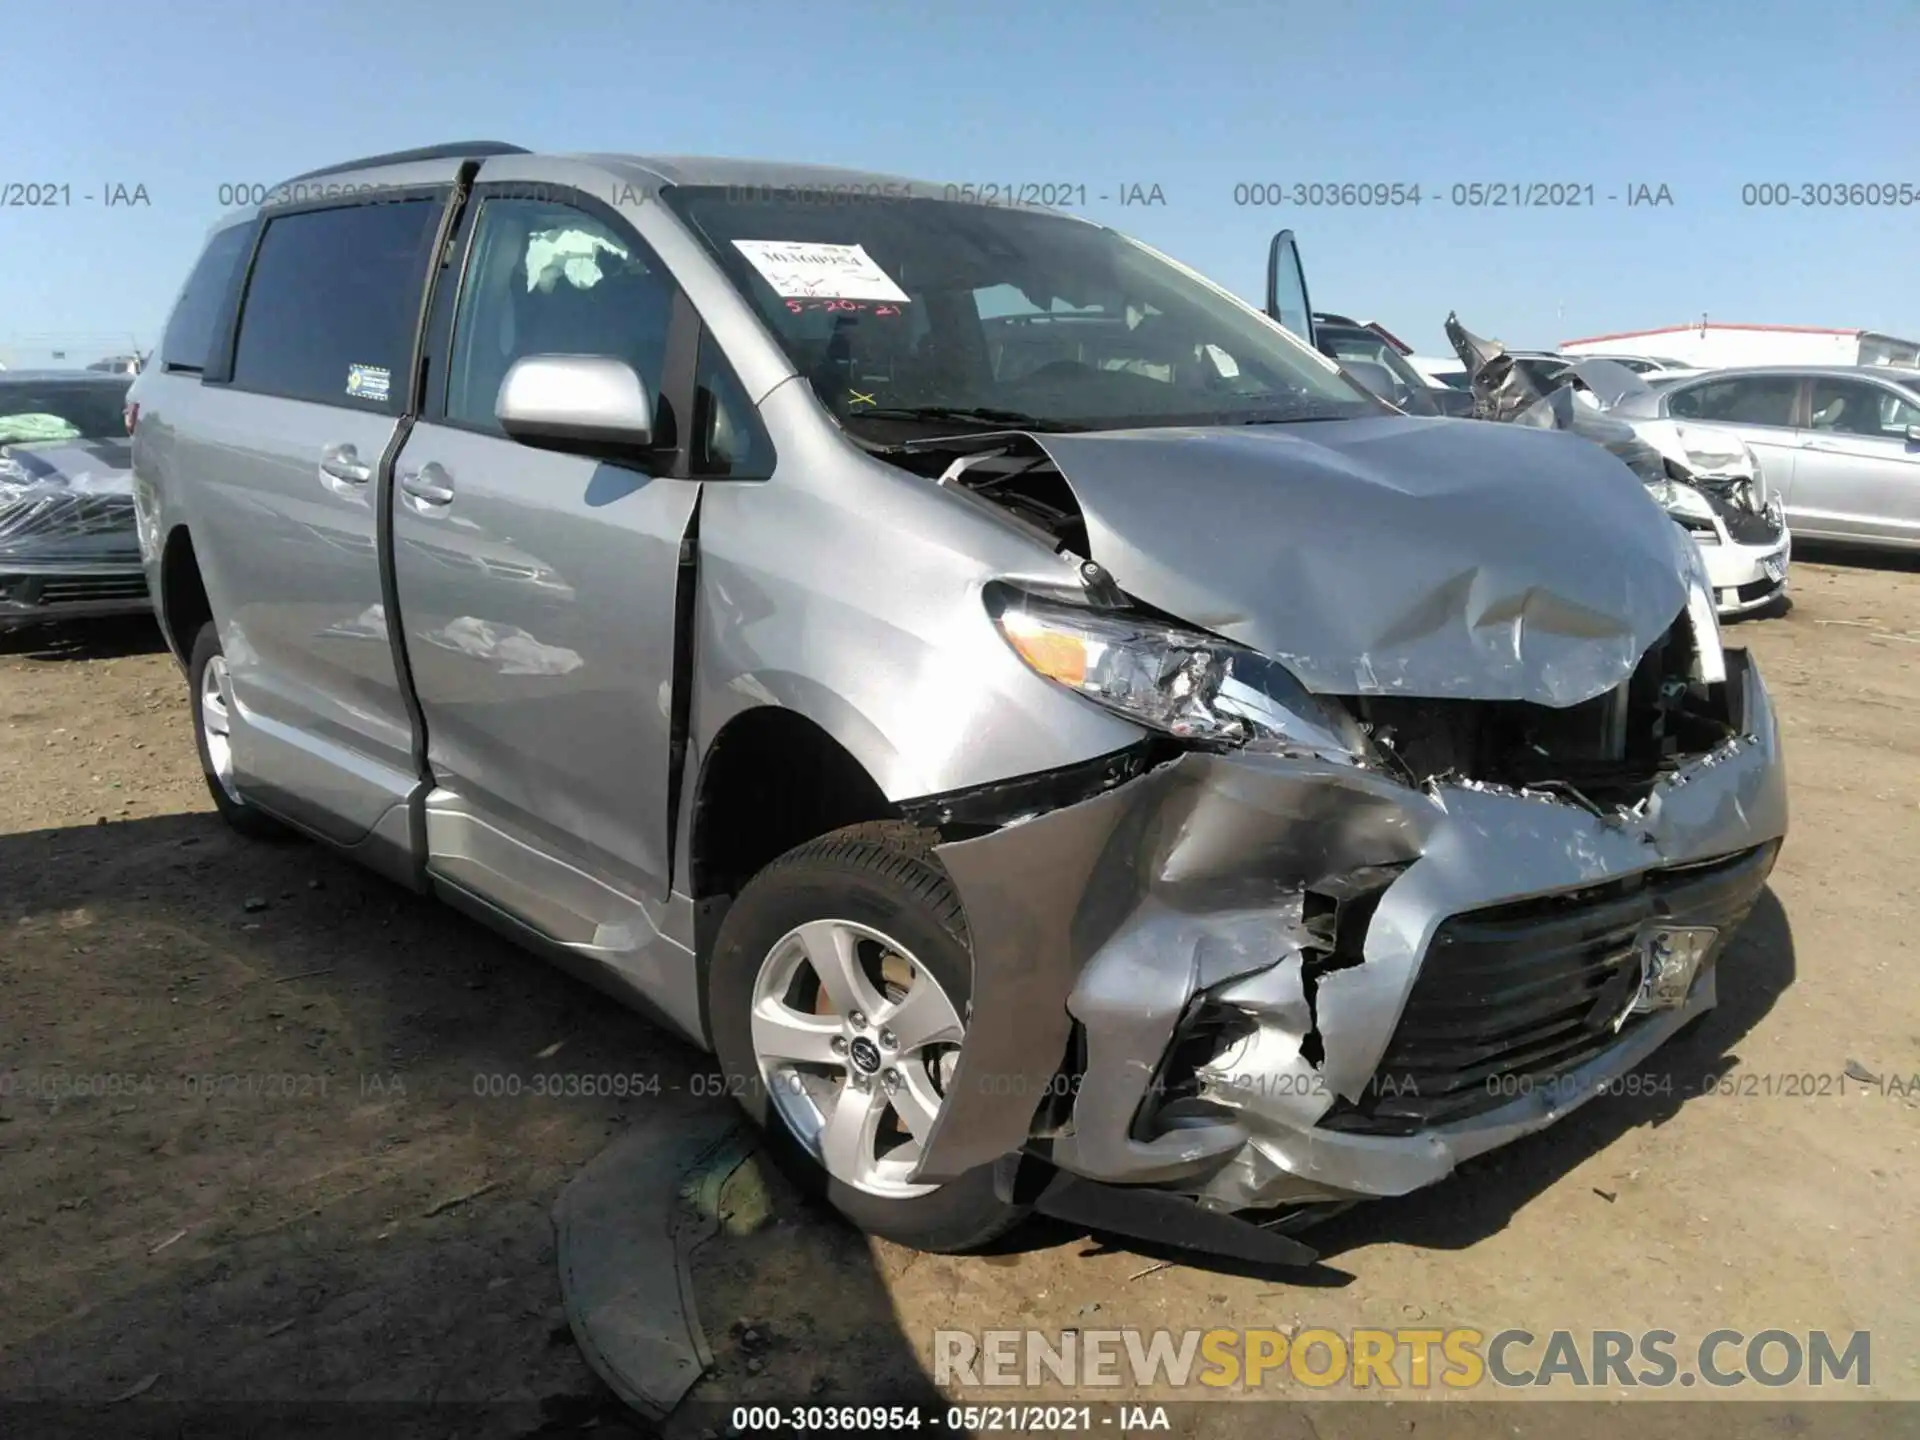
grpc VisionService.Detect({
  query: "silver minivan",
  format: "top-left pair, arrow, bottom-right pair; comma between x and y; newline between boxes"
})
130,143 -> 1788,1261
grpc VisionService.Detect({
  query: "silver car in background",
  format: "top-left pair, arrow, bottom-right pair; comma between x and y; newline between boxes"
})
1612,365 -> 1920,550
129,143 -> 1788,1263
0,370 -> 148,628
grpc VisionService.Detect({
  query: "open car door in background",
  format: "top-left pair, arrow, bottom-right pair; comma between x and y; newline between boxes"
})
1264,230 -> 1315,350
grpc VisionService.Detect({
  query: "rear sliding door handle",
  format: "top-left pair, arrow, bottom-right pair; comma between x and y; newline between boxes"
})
399,462 -> 455,505
318,442 -> 372,485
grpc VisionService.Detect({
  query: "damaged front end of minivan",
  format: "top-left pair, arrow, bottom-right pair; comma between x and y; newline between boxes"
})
889,421 -> 1787,1252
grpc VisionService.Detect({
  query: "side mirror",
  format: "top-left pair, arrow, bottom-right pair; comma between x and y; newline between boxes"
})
1341,359 -> 1400,403
497,355 -> 654,453
1906,423 -> 1920,445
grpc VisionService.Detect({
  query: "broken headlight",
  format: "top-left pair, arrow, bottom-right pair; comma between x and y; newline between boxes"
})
991,589 -> 1371,761
1647,471 -> 1718,521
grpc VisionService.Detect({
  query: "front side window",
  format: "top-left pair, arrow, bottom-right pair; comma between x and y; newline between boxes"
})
691,332 -> 770,477
1809,377 -> 1920,439
231,200 -> 442,409
445,198 -> 677,436
1667,376 -> 1798,428
664,188 -> 1374,437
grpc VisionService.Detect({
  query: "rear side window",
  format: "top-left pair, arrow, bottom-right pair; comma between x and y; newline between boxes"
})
159,224 -> 252,374
231,199 -> 442,410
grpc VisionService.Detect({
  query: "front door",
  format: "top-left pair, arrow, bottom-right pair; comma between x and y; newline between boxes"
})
389,190 -> 703,1024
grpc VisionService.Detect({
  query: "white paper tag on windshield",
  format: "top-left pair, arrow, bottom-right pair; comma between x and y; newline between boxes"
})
731,240 -> 910,302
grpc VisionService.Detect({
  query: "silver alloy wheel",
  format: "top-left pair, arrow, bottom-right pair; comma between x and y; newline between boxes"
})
749,919 -> 967,1199
199,654 -> 243,805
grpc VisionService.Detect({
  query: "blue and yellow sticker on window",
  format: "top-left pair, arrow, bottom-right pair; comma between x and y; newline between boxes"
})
346,364 -> 392,402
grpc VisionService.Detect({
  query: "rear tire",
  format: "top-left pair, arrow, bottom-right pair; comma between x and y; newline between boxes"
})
707,821 -> 1028,1253
188,621 -> 285,839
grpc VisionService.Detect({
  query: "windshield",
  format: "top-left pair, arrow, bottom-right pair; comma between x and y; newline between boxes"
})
0,379 -> 131,445
665,188 -> 1376,435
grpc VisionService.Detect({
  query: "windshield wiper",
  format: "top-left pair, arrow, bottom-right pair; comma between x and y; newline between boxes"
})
848,405 -> 1087,433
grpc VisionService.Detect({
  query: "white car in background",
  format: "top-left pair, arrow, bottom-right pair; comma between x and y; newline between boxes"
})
1618,415 -> 1791,615
1446,316 -> 1792,617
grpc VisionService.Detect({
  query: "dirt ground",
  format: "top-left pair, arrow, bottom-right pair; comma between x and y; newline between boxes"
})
2,550 -> 1916,1436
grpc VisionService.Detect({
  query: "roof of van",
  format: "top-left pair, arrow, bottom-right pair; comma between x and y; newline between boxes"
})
209,151 -> 974,234
277,142 -> 933,196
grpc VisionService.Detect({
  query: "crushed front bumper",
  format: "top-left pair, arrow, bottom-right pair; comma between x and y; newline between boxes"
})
915,650 -> 1787,1212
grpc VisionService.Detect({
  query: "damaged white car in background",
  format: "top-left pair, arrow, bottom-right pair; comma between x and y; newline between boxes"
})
1447,316 -> 1792,617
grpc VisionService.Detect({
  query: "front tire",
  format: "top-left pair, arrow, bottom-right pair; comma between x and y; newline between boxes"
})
707,822 -> 1027,1253
188,620 -> 284,839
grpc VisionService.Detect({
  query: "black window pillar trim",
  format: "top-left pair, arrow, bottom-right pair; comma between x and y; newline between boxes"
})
199,217 -> 265,386
379,162 -> 482,887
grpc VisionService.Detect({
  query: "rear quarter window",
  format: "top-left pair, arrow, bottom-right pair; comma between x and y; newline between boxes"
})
230,199 -> 443,410
158,223 -> 253,374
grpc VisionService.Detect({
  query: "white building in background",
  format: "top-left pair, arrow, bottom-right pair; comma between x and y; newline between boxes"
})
1560,322 -> 1920,370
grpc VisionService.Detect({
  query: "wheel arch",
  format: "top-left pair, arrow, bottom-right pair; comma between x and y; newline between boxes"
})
158,524 -> 212,668
689,703 -> 900,907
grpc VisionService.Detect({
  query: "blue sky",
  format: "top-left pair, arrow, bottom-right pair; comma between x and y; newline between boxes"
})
5,0 -> 1915,363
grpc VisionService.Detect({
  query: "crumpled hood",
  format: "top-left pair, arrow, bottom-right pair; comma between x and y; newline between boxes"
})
1029,416 -> 1696,707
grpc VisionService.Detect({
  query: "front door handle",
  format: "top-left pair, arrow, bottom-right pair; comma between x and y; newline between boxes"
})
399,462 -> 455,506
318,442 -> 372,485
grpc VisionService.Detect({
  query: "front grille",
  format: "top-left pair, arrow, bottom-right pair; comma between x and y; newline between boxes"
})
1735,576 -> 1781,604
1,572 -> 151,607
1320,842 -> 1778,1136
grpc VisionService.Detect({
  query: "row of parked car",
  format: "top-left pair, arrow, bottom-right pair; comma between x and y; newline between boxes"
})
1261,234 -> 1918,621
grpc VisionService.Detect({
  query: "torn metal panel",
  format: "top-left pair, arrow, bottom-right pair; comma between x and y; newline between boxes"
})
1047,898 -> 1314,1185
918,752 -> 1430,1184
1020,422 -> 1696,708
917,653 -> 1786,1207
918,775 -> 1162,1183
554,1113 -> 756,1419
